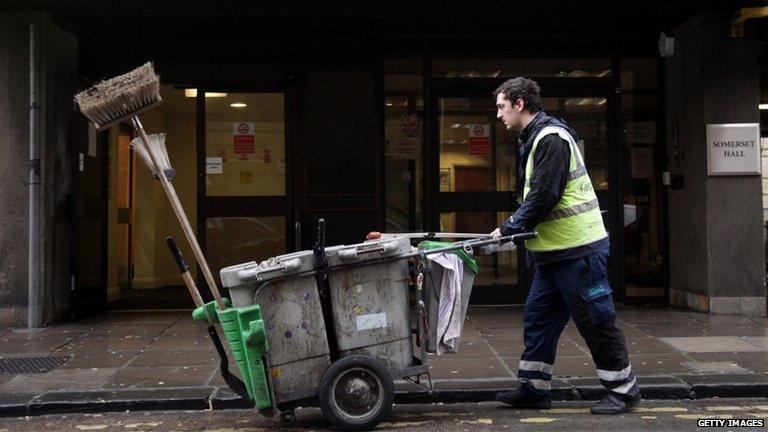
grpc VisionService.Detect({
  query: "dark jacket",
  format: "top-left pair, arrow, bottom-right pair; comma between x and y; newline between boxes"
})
499,111 -> 609,265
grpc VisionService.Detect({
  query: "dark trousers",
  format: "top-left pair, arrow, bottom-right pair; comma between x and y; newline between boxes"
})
517,248 -> 640,399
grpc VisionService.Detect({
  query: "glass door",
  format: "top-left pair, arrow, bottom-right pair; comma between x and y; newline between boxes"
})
198,90 -> 292,285
432,91 -> 523,303
431,87 -> 621,304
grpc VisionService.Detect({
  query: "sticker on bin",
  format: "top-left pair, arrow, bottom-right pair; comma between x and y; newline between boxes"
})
356,313 -> 388,331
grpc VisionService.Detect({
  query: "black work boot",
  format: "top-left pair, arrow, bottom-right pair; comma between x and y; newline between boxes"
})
495,388 -> 552,409
590,390 -> 641,415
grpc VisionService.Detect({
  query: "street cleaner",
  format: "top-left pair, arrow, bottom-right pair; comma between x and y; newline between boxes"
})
490,77 -> 641,414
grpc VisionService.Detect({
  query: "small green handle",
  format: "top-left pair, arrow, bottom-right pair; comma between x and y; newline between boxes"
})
246,320 -> 268,349
192,298 -> 231,322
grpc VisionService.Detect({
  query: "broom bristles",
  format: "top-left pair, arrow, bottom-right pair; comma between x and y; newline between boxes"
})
74,62 -> 162,130
130,133 -> 175,180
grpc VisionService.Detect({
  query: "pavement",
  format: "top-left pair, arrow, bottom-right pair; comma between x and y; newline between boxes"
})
0,305 -> 767,416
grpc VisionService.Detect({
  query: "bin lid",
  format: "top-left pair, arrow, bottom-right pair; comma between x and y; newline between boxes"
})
327,236 -> 412,267
417,241 -> 479,275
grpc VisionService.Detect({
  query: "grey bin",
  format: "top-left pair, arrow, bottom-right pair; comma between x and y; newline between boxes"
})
325,237 -> 413,372
218,236 -> 414,405
421,256 -> 477,353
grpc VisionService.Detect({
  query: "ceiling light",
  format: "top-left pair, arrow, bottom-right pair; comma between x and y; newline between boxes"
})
760,104 -> 768,110
184,89 -> 227,98
230,103 -> 247,108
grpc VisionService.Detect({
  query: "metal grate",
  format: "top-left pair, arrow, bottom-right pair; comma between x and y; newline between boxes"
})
0,356 -> 69,374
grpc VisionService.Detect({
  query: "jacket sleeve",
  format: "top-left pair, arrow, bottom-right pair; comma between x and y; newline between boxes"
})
500,134 -> 570,235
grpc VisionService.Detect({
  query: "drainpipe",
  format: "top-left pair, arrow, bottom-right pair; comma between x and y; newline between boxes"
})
28,23 -> 42,328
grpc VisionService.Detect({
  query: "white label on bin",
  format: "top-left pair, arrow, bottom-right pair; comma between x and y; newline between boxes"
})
356,313 -> 387,331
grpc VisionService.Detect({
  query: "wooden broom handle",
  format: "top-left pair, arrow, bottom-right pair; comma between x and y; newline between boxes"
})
166,236 -> 213,324
136,124 -> 226,310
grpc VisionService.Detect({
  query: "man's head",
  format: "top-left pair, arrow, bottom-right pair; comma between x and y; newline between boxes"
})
493,77 -> 542,132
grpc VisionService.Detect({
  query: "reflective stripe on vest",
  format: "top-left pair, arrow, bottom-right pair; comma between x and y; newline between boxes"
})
523,126 -> 607,252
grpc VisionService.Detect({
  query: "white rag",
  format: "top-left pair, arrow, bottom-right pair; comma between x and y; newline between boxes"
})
428,253 -> 464,355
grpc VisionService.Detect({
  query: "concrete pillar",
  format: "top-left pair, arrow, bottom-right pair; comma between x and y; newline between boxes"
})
0,11 -> 77,325
665,13 -> 766,316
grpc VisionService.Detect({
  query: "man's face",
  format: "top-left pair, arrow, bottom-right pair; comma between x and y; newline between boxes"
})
496,92 -> 524,132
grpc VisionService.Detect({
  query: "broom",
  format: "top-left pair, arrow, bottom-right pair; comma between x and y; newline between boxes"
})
74,62 -> 226,310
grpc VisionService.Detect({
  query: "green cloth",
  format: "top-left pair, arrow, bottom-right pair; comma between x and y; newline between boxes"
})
418,240 -> 479,275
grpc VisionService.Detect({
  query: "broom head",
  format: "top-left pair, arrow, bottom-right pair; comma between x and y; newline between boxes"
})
74,62 -> 162,130
130,133 -> 175,181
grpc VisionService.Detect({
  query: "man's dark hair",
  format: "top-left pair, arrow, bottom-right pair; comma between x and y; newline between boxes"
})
493,77 -> 542,113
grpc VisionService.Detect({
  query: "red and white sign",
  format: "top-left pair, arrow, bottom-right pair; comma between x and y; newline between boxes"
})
467,124 -> 491,155
232,122 -> 255,154
401,112 -> 419,136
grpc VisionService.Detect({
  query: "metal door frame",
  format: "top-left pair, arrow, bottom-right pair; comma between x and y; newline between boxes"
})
195,83 -> 297,300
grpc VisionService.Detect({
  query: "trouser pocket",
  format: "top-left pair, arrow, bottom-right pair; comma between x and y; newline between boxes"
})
579,283 -> 615,325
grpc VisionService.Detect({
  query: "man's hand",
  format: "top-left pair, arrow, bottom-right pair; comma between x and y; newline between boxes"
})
490,228 -> 502,239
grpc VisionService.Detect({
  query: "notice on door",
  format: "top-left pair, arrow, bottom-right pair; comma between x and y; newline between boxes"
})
232,122 -> 255,154
206,157 -> 223,174
630,147 -> 653,179
386,137 -> 421,159
468,124 -> 491,155
706,123 -> 760,176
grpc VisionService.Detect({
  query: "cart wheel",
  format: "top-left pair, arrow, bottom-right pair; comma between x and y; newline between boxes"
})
319,355 -> 394,431
280,410 -> 296,425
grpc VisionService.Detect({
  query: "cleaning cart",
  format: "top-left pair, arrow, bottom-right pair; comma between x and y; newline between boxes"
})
198,222 -> 535,430
73,61 -> 536,431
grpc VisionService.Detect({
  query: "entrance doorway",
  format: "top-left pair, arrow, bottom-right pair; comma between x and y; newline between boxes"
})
430,86 -> 622,304
99,87 -> 292,310
105,86 -> 199,310
197,90 -> 293,295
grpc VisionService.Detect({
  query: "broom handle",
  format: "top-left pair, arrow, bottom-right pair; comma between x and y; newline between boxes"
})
133,118 -> 226,310
166,237 -> 213,324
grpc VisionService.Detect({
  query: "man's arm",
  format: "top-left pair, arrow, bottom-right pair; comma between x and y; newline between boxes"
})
499,134 -> 570,235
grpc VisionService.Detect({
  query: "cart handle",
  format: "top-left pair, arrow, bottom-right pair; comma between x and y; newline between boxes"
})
403,232 -> 538,258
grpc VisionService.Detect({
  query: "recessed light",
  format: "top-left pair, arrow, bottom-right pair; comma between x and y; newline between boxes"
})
230,103 -> 247,108
760,103 -> 768,110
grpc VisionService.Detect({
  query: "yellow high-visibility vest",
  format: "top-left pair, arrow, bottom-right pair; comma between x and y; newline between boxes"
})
522,126 -> 607,252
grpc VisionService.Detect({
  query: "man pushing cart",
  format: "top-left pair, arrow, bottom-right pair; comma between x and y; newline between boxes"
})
74,61 -> 535,431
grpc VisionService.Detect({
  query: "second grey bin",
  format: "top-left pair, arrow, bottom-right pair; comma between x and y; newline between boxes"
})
326,237 -> 414,371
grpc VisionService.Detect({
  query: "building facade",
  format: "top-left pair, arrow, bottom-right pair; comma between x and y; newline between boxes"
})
0,2 -> 765,326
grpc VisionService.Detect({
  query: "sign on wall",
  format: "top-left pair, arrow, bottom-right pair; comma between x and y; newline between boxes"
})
706,123 -> 760,176
401,112 -> 419,137
467,124 -> 490,155
232,122 -> 255,154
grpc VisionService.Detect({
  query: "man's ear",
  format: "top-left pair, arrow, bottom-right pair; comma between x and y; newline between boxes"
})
515,98 -> 525,112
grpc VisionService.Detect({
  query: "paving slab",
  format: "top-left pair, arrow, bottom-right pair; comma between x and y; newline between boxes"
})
659,336 -> 768,353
